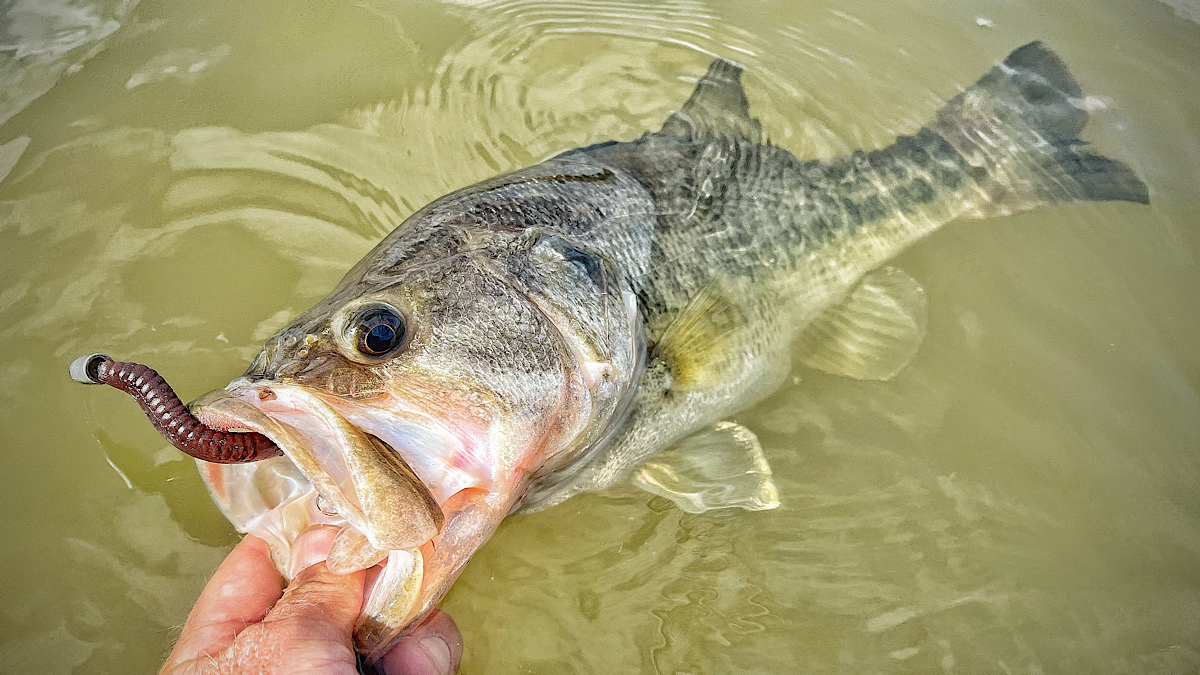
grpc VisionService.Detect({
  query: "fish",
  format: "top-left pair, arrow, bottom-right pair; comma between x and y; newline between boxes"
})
71,42 -> 1148,662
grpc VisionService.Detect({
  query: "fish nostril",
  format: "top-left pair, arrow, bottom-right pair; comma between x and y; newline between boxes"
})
258,388 -> 276,401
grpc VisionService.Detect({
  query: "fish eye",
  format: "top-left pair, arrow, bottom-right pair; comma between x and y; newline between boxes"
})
353,306 -> 406,357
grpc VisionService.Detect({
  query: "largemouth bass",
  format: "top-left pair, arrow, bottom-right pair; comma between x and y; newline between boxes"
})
72,42 -> 1147,662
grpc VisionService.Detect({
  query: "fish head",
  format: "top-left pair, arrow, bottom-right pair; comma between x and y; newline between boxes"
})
191,227 -> 642,659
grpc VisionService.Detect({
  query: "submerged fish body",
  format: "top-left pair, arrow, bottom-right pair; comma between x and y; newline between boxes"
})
191,42 -> 1147,658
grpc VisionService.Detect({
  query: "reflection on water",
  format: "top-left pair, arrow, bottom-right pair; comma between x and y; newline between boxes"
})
1,0 -> 1199,672
0,0 -> 131,127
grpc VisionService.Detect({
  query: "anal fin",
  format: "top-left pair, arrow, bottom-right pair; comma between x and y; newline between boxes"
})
633,421 -> 780,514
797,267 -> 928,381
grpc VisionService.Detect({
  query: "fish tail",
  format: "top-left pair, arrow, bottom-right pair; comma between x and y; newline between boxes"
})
931,41 -> 1149,216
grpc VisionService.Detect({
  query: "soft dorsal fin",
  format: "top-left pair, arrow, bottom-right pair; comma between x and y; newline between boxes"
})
661,59 -> 763,141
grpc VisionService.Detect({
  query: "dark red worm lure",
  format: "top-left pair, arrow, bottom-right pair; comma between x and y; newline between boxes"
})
70,353 -> 282,463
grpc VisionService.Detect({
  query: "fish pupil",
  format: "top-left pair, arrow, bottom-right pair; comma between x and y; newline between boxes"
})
356,307 -> 404,356
366,324 -> 395,351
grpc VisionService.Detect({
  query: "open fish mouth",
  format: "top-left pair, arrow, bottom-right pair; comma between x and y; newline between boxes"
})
190,381 -> 446,655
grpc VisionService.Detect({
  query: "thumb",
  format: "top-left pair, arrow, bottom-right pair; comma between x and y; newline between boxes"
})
262,527 -> 366,643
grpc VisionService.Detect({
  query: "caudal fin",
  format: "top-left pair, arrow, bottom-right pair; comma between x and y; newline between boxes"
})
931,41 -> 1148,216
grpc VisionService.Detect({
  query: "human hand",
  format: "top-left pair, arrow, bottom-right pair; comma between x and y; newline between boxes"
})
161,527 -> 462,675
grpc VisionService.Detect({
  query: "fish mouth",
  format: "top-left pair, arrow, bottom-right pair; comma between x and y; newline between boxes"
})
190,381 -> 449,656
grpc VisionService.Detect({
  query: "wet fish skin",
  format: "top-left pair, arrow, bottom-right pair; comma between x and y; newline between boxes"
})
202,41 -> 1147,655
522,43 -> 1148,508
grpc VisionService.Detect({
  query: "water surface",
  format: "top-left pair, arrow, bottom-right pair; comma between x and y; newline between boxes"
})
2,0 -> 1199,672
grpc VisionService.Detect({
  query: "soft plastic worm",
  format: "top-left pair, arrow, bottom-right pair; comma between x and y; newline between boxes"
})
70,354 -> 282,463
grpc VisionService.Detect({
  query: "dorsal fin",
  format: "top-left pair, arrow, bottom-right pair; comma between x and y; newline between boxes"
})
661,59 -> 763,141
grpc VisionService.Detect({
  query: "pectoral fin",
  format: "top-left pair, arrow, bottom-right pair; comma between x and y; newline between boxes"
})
797,267 -> 928,381
653,276 -> 748,390
633,421 -> 780,514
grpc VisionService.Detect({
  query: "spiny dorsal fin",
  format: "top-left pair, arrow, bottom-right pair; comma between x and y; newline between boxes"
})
633,421 -> 780,513
653,276 -> 748,389
661,58 -> 763,142
797,267 -> 928,381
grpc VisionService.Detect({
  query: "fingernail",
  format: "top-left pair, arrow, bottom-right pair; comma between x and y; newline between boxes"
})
418,635 -> 453,675
288,526 -> 337,577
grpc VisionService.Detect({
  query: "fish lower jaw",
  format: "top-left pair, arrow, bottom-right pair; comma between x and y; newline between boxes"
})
191,398 -> 432,652
200,458 -> 429,650
192,385 -> 512,656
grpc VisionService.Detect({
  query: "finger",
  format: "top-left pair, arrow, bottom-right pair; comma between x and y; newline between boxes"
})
170,529 -> 366,675
163,535 -> 285,670
260,528 -> 366,645
287,524 -> 341,577
376,609 -> 463,675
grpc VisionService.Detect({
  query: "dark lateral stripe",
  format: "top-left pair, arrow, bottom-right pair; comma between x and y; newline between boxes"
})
483,168 -> 616,194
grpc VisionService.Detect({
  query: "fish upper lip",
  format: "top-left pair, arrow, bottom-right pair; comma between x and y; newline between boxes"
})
191,388 -> 349,524
193,387 -> 362,524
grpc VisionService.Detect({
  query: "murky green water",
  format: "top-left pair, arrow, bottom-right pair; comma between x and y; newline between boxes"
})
2,0 -> 1199,672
